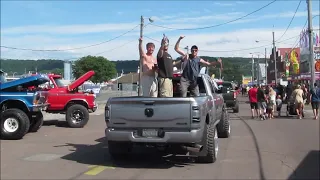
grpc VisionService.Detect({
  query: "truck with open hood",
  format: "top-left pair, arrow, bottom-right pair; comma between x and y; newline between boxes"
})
0,74 -> 49,140
40,71 -> 97,128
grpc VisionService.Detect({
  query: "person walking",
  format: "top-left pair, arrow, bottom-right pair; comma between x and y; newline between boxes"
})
248,84 -> 259,119
269,87 -> 277,118
276,95 -> 283,117
291,84 -> 304,119
257,85 -> 267,120
310,83 -> 320,120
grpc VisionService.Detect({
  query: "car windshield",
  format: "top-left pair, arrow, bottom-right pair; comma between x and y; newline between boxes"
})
53,78 -> 65,87
217,82 -> 233,90
0,74 -> 7,83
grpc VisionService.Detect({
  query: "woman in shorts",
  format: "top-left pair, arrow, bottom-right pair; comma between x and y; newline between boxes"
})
268,87 -> 277,118
292,85 -> 304,119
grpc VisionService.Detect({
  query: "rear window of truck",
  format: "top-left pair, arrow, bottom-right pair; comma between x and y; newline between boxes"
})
172,77 -> 206,97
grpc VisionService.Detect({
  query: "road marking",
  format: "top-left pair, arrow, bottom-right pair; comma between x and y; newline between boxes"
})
84,165 -> 115,175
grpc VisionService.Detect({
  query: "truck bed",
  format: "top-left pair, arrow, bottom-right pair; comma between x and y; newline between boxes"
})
106,96 -> 208,130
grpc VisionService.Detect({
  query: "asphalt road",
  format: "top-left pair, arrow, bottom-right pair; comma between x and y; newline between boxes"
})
1,97 -> 319,179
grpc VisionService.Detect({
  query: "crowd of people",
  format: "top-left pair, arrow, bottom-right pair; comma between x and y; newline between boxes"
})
244,83 -> 320,120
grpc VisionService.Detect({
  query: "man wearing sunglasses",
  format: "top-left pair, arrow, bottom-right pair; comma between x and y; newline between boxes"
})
174,35 -> 222,97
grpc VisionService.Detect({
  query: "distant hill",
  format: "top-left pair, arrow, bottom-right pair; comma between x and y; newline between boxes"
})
0,57 -> 261,82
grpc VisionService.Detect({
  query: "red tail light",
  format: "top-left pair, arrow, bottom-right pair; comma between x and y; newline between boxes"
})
173,74 -> 182,77
233,92 -> 237,99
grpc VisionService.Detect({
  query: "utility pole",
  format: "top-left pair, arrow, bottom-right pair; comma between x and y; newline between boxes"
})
138,16 -> 144,96
257,54 -> 260,85
307,0 -> 315,86
251,55 -> 254,83
272,31 -> 277,85
265,48 -> 267,84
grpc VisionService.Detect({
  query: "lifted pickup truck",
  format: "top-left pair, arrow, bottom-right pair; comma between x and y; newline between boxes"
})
216,81 -> 239,113
0,74 -> 49,140
29,71 -> 97,128
105,72 -> 231,163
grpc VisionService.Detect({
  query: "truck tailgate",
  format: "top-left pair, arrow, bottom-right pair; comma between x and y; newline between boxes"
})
108,97 -> 191,129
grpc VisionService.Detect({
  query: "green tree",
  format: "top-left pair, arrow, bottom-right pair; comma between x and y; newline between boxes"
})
72,55 -> 117,83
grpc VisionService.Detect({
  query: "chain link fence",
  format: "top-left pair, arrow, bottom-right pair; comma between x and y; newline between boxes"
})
96,84 -> 138,104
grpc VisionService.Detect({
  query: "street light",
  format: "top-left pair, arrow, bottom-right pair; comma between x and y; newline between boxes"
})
138,16 -> 154,96
249,53 -> 255,84
255,40 -> 268,84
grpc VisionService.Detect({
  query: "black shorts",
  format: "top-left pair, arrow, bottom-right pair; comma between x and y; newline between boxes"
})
311,102 -> 320,109
250,102 -> 258,109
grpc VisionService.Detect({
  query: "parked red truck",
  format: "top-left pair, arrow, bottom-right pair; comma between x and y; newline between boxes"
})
34,71 -> 97,128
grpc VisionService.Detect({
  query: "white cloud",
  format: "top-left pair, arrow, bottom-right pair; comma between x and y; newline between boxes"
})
235,1 -> 247,4
0,22 -> 139,35
214,2 -> 234,7
0,25 -> 309,61
2,10 -> 317,36
2,9 -> 319,61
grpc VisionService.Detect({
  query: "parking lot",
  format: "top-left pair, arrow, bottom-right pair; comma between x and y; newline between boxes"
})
1,96 -> 319,179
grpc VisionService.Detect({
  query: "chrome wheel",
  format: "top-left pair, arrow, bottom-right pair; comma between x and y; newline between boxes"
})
4,118 -> 19,133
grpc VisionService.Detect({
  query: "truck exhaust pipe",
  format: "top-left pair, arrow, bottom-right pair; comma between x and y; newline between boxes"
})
182,144 -> 203,153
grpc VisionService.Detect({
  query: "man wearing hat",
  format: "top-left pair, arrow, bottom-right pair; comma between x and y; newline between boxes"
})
174,35 -> 222,97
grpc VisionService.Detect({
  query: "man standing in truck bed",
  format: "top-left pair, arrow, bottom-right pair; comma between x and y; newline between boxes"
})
174,35 -> 222,97
139,37 -> 158,97
157,35 -> 174,97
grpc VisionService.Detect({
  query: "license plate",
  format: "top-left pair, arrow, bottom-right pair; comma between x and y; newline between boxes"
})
142,129 -> 158,137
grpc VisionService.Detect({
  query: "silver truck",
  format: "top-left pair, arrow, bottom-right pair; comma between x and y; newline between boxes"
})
104,72 -> 231,163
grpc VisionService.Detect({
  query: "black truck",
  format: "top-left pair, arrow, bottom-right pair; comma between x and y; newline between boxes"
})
215,81 -> 239,113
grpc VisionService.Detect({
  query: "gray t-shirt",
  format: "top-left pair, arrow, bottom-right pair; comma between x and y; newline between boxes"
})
276,98 -> 282,107
182,55 -> 201,82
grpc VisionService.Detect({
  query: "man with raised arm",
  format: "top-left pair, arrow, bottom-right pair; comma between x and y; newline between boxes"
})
157,35 -> 174,97
139,37 -> 158,97
174,35 -> 222,97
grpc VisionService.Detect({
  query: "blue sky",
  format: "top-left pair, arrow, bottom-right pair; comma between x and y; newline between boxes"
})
1,0 -> 319,61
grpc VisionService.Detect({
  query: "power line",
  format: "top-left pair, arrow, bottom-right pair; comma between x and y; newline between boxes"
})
144,34 -> 299,53
59,39 -> 137,61
1,39 -> 137,62
149,0 -> 277,31
276,0 -> 302,42
0,24 -> 139,52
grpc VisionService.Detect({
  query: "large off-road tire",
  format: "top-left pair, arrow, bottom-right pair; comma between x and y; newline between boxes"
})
108,141 -> 132,160
1,109 -> 30,140
196,124 -> 218,163
233,102 -> 239,113
66,104 -> 89,128
217,108 -> 231,138
28,112 -> 44,133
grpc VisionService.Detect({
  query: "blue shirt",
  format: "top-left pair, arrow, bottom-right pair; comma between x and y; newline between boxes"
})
311,87 -> 320,102
182,55 -> 201,82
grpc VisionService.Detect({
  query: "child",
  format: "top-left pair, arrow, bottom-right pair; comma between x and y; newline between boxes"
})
266,96 -> 273,119
276,95 -> 283,117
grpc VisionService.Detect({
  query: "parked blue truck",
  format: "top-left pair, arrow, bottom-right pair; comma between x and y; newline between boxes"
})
0,71 -> 49,140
